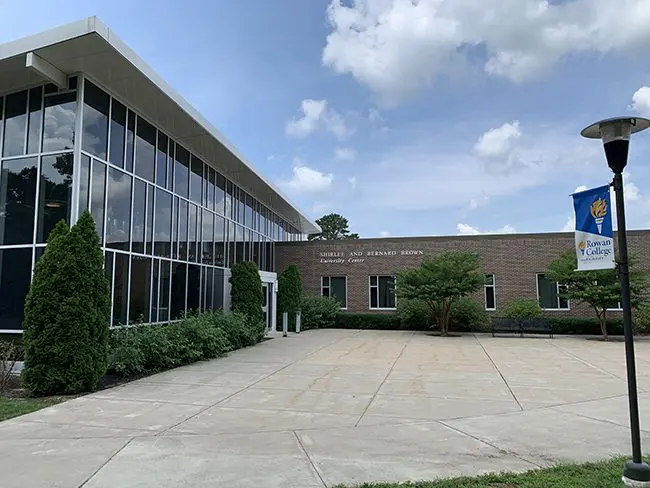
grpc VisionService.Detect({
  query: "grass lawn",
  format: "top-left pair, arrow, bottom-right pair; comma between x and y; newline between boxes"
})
334,458 -> 634,487
0,396 -> 64,421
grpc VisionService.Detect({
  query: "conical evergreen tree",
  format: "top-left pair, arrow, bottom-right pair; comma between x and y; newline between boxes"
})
22,211 -> 110,395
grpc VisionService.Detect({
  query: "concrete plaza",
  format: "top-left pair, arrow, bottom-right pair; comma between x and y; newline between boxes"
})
3,329 -> 650,487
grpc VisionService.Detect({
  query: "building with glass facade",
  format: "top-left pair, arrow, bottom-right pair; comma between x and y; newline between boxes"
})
0,18 -> 319,333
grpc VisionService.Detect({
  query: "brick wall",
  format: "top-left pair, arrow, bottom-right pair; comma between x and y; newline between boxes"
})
275,231 -> 650,318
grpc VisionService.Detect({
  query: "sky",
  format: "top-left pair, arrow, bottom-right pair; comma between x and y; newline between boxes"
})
3,0 -> 650,238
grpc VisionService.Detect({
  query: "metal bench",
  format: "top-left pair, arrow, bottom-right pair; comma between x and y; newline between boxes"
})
491,317 -> 553,338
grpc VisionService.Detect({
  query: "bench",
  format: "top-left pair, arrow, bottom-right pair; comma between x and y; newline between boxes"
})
492,317 -> 553,338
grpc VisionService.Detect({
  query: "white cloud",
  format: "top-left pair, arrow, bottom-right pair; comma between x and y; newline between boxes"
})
469,195 -> 490,210
348,176 -> 358,189
457,223 -> 516,235
379,230 -> 391,237
285,99 -> 351,140
281,158 -> 334,193
631,86 -> 650,115
368,108 -> 383,123
561,216 -> 575,232
323,0 -> 650,104
574,185 -> 588,193
474,121 -> 521,158
335,147 -> 356,161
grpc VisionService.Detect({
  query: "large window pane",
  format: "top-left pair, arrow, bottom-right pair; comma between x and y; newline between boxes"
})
174,144 -> 189,198
171,196 -> 178,260
171,262 -> 186,319
156,132 -> 168,187
379,276 -> 395,308
145,184 -> 154,254
135,117 -> 156,182
27,86 -> 43,154
214,268 -> 224,309
125,110 -> 135,173
82,80 -> 109,159
3,90 -> 27,157
537,274 -> 568,309
245,194 -> 254,229
155,188 -> 172,257
37,153 -> 73,243
252,232 -> 260,268
187,264 -> 201,312
91,160 -> 107,242
109,99 -> 126,168
78,154 -> 91,216
156,259 -> 171,322
129,256 -> 151,324
235,224 -> 244,263
0,157 -> 37,245
131,178 -> 146,254
43,92 -> 76,152
227,221 -> 235,267
215,173 -> 225,215
188,203 -> 199,263
202,209 -> 214,265
106,168 -> 132,251
166,139 -> 174,190
214,215 -> 225,267
0,98 -> 3,156
113,252 -> 129,326
0,248 -> 32,330
202,267 -> 214,311
178,199 -> 188,261
190,155 -> 203,204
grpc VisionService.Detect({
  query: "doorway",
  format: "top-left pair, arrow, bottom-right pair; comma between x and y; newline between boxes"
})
262,282 -> 272,332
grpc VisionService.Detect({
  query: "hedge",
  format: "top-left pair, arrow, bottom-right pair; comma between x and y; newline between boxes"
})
229,261 -> 264,327
334,312 -> 402,330
299,295 -> 340,330
278,265 -> 302,329
108,310 -> 264,378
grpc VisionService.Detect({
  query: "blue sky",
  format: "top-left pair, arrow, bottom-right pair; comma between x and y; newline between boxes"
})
3,0 -> 650,238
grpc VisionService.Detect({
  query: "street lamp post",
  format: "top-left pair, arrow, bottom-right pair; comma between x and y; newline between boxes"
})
581,117 -> 650,486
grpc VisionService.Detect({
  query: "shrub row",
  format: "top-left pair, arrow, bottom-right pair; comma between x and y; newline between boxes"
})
108,311 -> 264,378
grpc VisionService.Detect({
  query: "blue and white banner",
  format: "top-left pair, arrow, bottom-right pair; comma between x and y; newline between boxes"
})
572,185 -> 615,271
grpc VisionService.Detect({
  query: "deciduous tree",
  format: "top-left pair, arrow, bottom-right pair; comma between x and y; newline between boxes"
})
309,213 -> 359,240
395,251 -> 483,336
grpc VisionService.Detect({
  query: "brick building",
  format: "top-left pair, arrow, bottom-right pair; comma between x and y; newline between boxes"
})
276,231 -> 650,318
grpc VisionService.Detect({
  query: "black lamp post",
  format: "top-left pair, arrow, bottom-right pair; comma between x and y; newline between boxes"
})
581,116 -> 650,486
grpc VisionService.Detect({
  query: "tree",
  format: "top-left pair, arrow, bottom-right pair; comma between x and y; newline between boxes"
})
229,261 -> 264,328
395,251 -> 484,336
277,265 -> 302,329
546,250 -> 648,340
309,213 -> 359,240
22,211 -> 111,396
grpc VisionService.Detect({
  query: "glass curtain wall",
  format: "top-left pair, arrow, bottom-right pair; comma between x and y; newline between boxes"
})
0,75 -> 301,330
0,79 -> 77,330
76,77 -> 300,326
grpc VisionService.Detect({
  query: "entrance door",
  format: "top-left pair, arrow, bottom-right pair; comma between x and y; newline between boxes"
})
261,283 -> 270,332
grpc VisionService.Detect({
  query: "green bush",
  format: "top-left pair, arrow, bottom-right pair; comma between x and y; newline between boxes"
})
634,302 -> 650,335
397,298 -> 433,330
547,317 -> 624,336
503,299 -> 543,319
300,295 -> 340,330
229,261 -> 264,327
451,298 -> 491,332
108,311 -> 262,378
278,265 -> 302,329
22,212 -> 111,396
334,313 -> 401,330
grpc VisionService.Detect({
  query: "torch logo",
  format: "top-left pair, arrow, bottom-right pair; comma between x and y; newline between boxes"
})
590,198 -> 607,234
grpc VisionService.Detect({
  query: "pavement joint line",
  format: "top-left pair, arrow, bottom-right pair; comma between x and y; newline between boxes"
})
11,418 -> 162,433
473,334 -> 524,411
354,332 -> 413,428
549,407 -> 650,434
292,431 -> 329,488
77,437 -> 134,488
437,420 -> 544,469
548,341 -> 621,379
155,330 -> 360,436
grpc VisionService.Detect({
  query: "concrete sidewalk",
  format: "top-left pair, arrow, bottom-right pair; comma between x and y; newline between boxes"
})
3,329 -> 650,487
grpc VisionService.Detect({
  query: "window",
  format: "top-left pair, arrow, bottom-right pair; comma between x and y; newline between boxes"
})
37,153 -> 73,243
154,188 -> 172,258
129,256 -> 151,324
27,86 -> 43,154
155,132 -> 168,187
174,143 -> 189,198
106,168 -> 132,251
134,116 -> 156,182
131,179 -> 146,253
485,274 -> 496,310
0,157 -> 37,245
322,276 -> 347,309
0,248 -> 32,330
43,92 -> 76,153
90,160 -> 107,242
82,80 -> 109,159
189,155 -> 203,204
537,274 -> 569,310
369,275 -> 396,309
3,90 -> 27,157
109,99 -> 126,168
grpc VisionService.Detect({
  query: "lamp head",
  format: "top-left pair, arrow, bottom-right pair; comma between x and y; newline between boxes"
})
581,117 -> 650,173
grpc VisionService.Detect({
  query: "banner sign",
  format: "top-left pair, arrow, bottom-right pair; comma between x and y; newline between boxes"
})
572,185 -> 615,271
